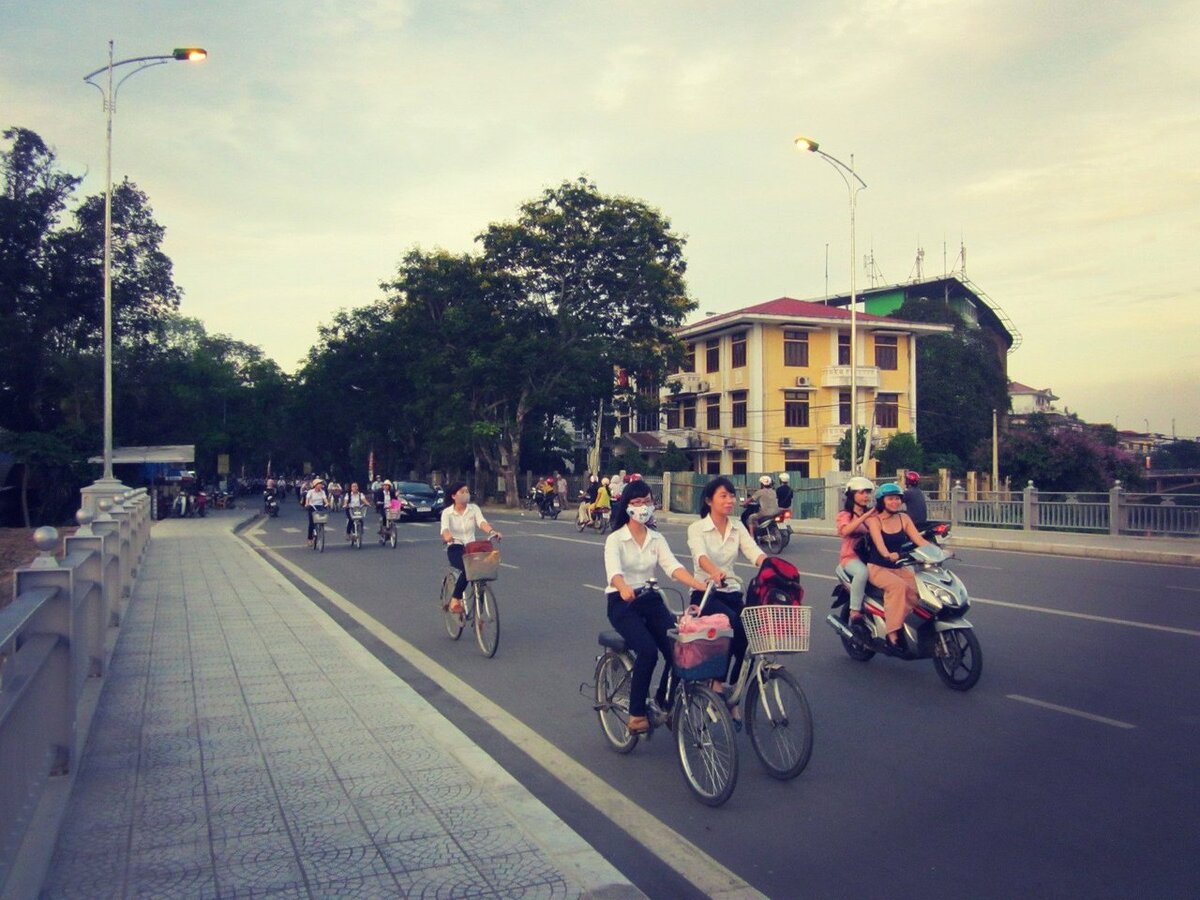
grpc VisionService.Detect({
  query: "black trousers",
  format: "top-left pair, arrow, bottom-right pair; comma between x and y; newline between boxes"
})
607,591 -> 675,717
447,544 -> 468,599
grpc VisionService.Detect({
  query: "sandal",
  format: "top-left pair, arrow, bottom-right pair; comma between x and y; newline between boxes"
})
448,597 -> 465,615
627,715 -> 651,735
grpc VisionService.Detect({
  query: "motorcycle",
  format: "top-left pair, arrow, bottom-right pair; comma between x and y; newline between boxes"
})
263,490 -> 279,517
742,499 -> 791,554
195,490 -> 208,518
826,543 -> 982,691
537,492 -> 561,520
576,492 -> 611,534
172,492 -> 192,518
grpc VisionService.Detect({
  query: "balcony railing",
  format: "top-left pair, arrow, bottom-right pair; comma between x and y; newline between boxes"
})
821,365 -> 880,388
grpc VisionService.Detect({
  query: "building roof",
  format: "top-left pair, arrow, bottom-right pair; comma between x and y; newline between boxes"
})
677,297 -> 952,340
1008,381 -> 1059,399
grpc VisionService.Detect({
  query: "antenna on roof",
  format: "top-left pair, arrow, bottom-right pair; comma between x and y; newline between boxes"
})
909,245 -> 925,282
865,245 -> 885,287
824,243 -> 829,303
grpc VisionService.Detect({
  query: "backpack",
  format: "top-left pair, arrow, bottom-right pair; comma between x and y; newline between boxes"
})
745,556 -> 805,607
854,534 -> 871,564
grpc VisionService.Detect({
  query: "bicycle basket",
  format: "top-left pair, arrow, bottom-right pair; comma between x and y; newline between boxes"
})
668,627 -> 732,681
349,507 -> 366,519
462,548 -> 500,582
310,510 -> 329,524
741,604 -> 811,655
385,507 -> 402,521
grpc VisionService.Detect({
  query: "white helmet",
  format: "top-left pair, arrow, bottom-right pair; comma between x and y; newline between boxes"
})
759,475 -> 772,486
846,476 -> 876,493
778,473 -> 790,483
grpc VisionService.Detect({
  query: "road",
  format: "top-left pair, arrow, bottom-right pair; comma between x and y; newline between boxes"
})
245,499 -> 1199,898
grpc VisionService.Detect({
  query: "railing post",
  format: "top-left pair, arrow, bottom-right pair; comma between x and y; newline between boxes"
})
64,510 -> 110,678
1023,481 -> 1037,531
951,481 -> 964,527
1109,480 -> 1123,536
106,493 -> 132,598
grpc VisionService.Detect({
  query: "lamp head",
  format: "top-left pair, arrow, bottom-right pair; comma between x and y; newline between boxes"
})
173,47 -> 208,62
794,136 -> 819,153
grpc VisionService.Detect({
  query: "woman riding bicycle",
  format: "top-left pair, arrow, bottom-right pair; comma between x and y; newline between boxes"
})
687,476 -> 766,696
440,482 -> 502,615
344,481 -> 371,539
603,479 -> 707,735
303,478 -> 329,546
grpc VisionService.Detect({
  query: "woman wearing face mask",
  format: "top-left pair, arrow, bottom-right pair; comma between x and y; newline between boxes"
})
604,479 -> 708,735
440,482 -> 502,615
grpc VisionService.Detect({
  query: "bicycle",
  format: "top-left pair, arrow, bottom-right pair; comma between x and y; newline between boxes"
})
724,598 -> 814,780
348,507 -> 366,549
591,581 -> 740,806
309,506 -> 328,552
379,504 -> 401,548
440,534 -> 501,658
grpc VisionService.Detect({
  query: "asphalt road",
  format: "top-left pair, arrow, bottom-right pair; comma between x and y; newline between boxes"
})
246,499 -> 1199,899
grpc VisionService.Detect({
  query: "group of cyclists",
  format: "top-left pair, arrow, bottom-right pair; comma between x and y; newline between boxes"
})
285,475 -> 410,545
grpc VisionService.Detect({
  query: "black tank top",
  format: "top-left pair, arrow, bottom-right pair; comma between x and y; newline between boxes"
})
868,514 -> 910,568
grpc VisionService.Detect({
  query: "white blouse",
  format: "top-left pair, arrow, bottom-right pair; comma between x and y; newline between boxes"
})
304,489 -> 328,508
441,503 -> 489,545
686,515 -> 761,587
604,526 -> 686,593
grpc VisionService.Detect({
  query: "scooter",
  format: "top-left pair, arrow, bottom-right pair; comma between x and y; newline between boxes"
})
826,543 -> 982,691
538,492 -> 561,520
742,499 -> 791,554
576,492 -> 611,533
264,490 -> 279,517
195,490 -> 208,518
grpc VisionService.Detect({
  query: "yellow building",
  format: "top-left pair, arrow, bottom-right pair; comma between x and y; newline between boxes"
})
636,297 -> 952,478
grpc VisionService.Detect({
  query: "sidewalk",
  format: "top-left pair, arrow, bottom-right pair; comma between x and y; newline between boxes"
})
39,512 -> 640,899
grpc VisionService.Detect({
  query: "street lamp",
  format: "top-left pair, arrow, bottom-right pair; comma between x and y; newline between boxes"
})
795,136 -> 867,475
82,41 -> 206,507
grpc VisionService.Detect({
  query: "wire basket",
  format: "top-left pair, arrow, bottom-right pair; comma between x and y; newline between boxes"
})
385,506 -> 403,521
310,509 -> 329,524
349,507 -> 367,519
668,627 -> 732,681
462,548 -> 500,582
741,604 -> 811,655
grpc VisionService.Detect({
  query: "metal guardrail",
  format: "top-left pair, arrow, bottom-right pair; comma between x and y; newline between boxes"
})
0,488 -> 150,896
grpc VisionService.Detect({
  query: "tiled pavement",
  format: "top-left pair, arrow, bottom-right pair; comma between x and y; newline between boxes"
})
40,514 -> 639,899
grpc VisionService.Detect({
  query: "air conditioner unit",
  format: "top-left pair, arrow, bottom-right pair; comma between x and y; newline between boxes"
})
697,381 -> 710,392
795,376 -> 811,387
779,437 -> 792,448
722,438 -> 736,449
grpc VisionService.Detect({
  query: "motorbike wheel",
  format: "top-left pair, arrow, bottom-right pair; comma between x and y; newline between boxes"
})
594,653 -> 639,754
598,515 -> 610,535
932,628 -> 983,691
778,527 -> 790,549
838,605 -> 876,662
745,667 -> 814,780
761,523 -> 784,555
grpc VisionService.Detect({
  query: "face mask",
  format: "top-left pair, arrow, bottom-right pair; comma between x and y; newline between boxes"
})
458,493 -> 470,504
628,503 -> 654,524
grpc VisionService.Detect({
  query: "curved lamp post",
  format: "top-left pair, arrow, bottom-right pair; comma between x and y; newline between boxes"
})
82,42 -> 206,503
795,136 -> 867,475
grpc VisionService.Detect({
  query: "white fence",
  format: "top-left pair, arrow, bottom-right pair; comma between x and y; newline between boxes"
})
0,489 -> 151,896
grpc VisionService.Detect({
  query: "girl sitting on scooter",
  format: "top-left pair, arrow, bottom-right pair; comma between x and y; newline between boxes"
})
865,483 -> 930,648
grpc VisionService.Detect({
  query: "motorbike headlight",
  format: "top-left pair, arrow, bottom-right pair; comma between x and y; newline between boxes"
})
931,586 -> 957,607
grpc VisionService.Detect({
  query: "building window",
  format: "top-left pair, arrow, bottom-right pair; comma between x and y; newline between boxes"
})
637,406 -> 657,432
731,450 -> 748,475
839,390 -> 851,425
706,339 -> 720,373
876,393 -> 899,429
665,404 -> 680,430
731,332 -> 747,368
681,399 -> 696,429
784,450 -> 811,479
784,330 -> 809,367
784,392 -> 809,428
838,334 -> 851,366
682,343 -> 695,373
875,334 -> 898,370
706,396 -> 720,430
731,391 -> 747,428
705,452 -> 722,476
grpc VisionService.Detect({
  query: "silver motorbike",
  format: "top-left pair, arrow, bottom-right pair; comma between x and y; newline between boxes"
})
826,543 -> 982,691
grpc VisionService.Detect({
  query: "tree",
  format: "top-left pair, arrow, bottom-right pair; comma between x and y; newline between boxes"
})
1151,440 -> 1200,470
876,432 -> 925,474
989,415 -> 1141,491
889,297 -> 1009,466
833,427 -> 869,471
659,441 -> 692,474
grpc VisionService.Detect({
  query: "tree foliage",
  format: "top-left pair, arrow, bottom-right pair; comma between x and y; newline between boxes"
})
875,432 -> 925,474
1151,439 -> 1200,470
889,297 -> 1009,467
985,414 -> 1141,491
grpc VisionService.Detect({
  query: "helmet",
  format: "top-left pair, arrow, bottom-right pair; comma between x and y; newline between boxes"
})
759,475 -> 772,486
778,473 -> 790,483
905,470 -> 921,486
601,477 -> 610,486
846,476 -> 875,493
875,482 -> 903,500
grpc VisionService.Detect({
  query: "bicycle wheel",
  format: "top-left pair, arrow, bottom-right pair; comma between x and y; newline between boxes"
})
473,583 -> 500,658
389,527 -> 397,548
673,682 -> 738,806
594,652 -> 638,753
352,521 -> 362,549
745,666 -> 814,780
441,571 -> 464,640
316,524 -> 325,552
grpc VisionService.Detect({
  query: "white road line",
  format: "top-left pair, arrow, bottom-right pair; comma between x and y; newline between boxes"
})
1166,584 -> 1200,593
243,530 -> 761,899
1007,695 -> 1136,729
281,526 -> 301,533
500,562 -> 519,570
971,597 -> 1200,637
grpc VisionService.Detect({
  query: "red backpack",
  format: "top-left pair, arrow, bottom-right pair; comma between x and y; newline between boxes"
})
746,556 -> 805,607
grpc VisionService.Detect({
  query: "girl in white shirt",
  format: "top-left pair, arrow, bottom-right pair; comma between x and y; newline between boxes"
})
440,482 -> 502,614
303,479 -> 329,545
344,482 -> 370,538
687,476 -> 767,692
604,479 -> 707,735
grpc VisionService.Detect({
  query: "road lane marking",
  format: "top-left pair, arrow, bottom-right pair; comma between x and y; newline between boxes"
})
970,597 -> 1200,637
1166,584 -> 1200,593
1007,695 -> 1135,729
500,562 -> 519,570
243,528 -> 762,899
583,584 -> 606,592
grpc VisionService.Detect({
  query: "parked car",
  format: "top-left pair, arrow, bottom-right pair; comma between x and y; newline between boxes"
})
393,481 -> 444,521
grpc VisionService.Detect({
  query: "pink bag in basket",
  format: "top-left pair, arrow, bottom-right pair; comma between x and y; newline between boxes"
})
676,606 -> 731,637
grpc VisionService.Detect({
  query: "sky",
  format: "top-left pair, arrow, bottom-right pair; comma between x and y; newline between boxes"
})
4,0 -> 1198,438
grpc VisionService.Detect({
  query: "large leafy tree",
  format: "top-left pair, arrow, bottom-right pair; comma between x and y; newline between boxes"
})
988,414 -> 1141,491
889,297 -> 1010,469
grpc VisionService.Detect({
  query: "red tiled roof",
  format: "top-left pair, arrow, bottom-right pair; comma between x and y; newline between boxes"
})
698,297 -> 898,327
